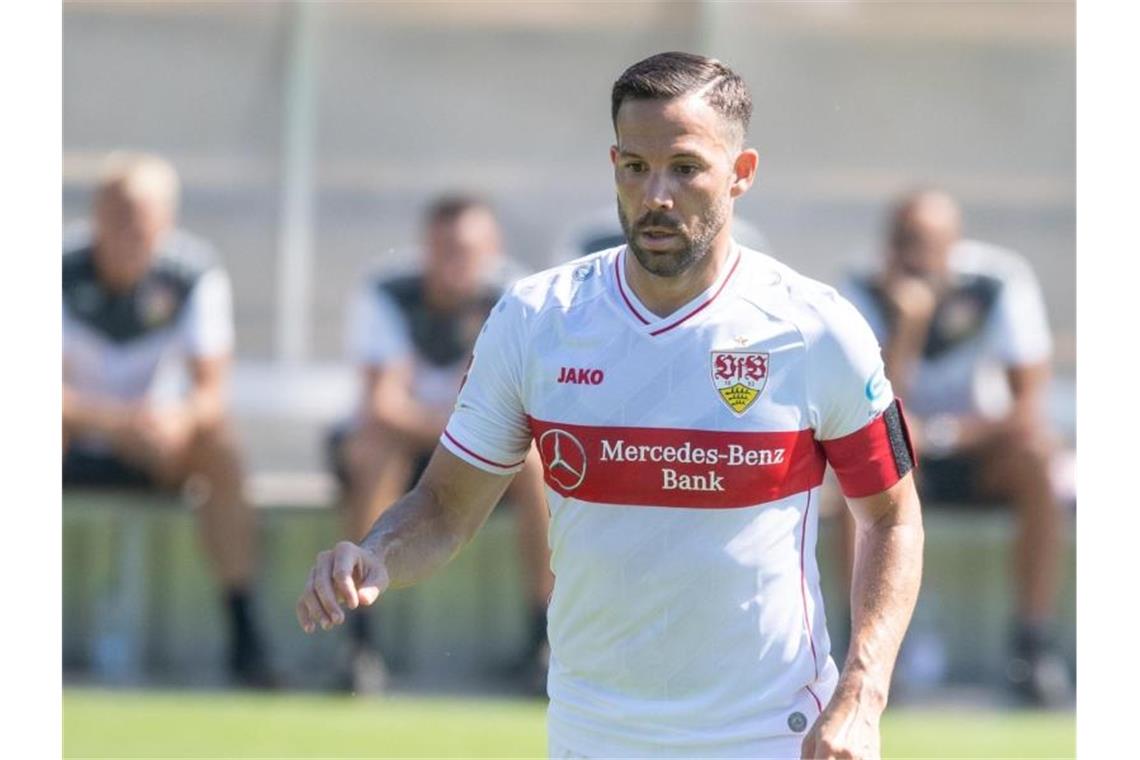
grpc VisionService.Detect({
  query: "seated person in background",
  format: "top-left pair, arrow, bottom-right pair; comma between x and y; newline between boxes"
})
841,188 -> 1070,705
63,152 -> 272,687
329,194 -> 553,693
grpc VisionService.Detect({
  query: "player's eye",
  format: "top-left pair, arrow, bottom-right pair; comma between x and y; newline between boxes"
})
673,164 -> 700,176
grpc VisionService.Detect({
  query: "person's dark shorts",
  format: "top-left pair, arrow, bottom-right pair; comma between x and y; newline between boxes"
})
63,448 -> 155,490
916,453 -> 989,507
325,421 -> 432,493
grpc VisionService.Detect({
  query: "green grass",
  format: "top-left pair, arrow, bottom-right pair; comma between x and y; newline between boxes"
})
63,688 -> 1074,758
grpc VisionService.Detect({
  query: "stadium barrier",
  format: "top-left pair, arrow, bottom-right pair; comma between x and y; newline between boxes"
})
62,489 -> 1075,693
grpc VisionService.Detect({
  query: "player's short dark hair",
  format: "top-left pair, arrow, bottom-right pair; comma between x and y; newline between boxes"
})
611,52 -> 752,143
424,193 -> 496,228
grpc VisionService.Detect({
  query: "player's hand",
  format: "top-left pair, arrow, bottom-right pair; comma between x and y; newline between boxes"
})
800,698 -> 881,759
881,273 -> 937,329
296,541 -> 390,634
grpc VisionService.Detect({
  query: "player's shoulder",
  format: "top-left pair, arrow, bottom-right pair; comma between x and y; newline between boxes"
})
151,229 -> 222,288
63,228 -> 96,286
501,246 -> 616,317
950,239 -> 1037,285
736,246 -> 866,343
372,271 -> 426,303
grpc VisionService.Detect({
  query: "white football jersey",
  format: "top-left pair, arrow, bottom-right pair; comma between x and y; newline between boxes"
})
842,239 -> 1052,419
442,244 -> 914,757
63,229 -> 234,452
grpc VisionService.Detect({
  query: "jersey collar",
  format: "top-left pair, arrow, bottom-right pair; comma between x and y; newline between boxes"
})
610,243 -> 743,337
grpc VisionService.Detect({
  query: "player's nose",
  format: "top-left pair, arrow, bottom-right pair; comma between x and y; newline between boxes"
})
643,171 -> 674,210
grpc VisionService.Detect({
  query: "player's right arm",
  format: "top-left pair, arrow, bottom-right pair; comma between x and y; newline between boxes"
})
298,283 -> 536,633
296,445 -> 513,632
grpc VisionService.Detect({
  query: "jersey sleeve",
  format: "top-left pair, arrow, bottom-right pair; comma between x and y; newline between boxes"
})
806,290 -> 916,498
991,266 -> 1052,367
439,292 -> 532,475
182,268 -> 234,358
344,283 -> 413,367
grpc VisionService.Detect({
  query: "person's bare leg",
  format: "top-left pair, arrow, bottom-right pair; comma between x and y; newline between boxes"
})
179,424 -> 256,587
342,423 -> 415,542
978,429 -> 1062,626
337,422 -> 416,692
977,425 -> 1069,703
167,422 -> 271,685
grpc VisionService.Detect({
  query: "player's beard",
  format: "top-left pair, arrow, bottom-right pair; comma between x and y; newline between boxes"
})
617,197 -> 729,278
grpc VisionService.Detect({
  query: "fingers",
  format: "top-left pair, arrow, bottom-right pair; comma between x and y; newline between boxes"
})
297,544 -> 389,633
295,567 -> 323,634
311,551 -> 344,629
356,560 -> 390,607
296,550 -> 342,633
331,543 -> 361,610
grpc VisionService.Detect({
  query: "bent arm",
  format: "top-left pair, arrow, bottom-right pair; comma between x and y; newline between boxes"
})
62,382 -> 133,439
359,361 -> 453,449
359,445 -> 515,589
837,473 -> 924,713
183,353 -> 230,432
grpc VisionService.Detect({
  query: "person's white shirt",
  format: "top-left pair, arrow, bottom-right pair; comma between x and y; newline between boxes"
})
842,239 -> 1052,421
62,227 -> 234,452
441,243 -> 914,757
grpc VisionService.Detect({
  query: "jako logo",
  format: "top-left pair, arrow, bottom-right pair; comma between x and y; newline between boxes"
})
557,367 -> 604,385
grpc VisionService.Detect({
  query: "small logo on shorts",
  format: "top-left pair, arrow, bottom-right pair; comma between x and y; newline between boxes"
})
787,711 -> 808,733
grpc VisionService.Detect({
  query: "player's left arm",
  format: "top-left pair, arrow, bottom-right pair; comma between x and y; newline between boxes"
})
147,267 -> 235,448
801,473 -> 923,760
803,287 -> 924,759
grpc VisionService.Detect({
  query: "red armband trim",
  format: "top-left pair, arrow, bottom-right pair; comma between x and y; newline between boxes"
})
820,399 -> 917,498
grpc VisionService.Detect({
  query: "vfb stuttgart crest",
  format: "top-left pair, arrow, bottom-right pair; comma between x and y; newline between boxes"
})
711,350 -> 769,415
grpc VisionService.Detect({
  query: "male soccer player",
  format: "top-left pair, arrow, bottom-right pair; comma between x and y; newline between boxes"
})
841,189 -> 1070,705
64,152 -> 272,686
298,53 -> 923,758
329,195 -> 553,692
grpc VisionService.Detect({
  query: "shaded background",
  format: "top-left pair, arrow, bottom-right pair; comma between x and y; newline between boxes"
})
63,0 -> 1074,363
61,0 -> 1075,724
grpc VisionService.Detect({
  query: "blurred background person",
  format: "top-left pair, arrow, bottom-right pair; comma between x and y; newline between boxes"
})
62,152 -> 273,688
327,194 -> 553,694
840,188 -> 1071,706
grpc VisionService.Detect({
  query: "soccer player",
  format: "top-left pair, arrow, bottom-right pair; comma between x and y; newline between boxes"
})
297,53 -> 923,758
328,195 -> 553,692
63,152 -> 273,687
841,189 -> 1070,705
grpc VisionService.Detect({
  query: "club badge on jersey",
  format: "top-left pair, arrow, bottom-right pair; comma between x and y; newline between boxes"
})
710,350 -> 769,415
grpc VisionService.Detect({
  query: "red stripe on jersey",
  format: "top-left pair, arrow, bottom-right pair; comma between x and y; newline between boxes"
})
614,252 -> 651,325
441,429 -> 526,471
649,250 -> 742,336
527,417 -> 826,509
820,399 -> 917,498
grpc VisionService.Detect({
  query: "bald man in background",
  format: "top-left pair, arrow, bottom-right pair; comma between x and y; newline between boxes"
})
842,189 -> 1071,705
63,153 -> 273,687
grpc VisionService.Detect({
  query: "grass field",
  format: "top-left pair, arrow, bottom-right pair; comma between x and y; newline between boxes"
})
63,688 -> 1075,758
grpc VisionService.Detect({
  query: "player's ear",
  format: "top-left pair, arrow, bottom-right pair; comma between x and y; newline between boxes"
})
609,145 -> 620,167
729,148 -> 759,199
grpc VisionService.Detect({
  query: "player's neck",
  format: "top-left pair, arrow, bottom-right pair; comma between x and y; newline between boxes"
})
625,231 -> 735,318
